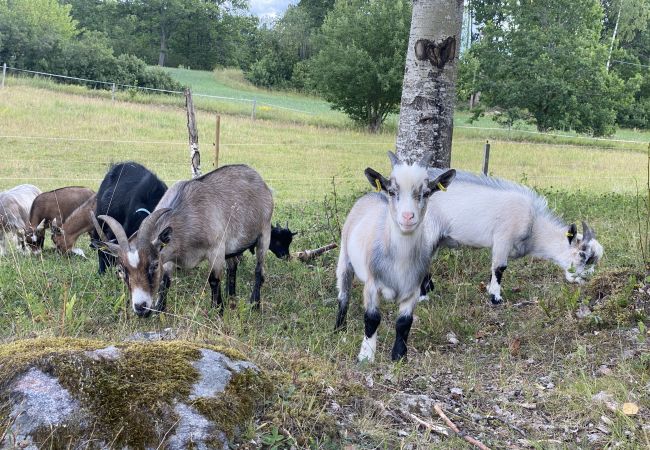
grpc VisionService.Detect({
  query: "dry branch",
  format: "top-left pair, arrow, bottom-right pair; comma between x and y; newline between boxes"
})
404,411 -> 449,436
434,403 -> 491,450
292,243 -> 337,262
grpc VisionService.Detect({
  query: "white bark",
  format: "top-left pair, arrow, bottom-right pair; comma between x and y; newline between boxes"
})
395,0 -> 464,168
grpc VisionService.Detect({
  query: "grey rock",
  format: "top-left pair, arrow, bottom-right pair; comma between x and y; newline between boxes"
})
394,393 -> 436,417
85,345 -> 120,361
190,349 -> 257,400
126,327 -> 177,341
0,340 -> 266,450
5,368 -> 84,450
167,403 -> 227,450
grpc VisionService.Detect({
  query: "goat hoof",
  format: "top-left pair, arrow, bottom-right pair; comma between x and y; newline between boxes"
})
490,294 -> 503,305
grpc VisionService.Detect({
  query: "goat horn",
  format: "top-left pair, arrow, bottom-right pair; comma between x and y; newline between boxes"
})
36,218 -> 47,231
97,214 -> 130,253
417,152 -> 433,168
581,221 -> 595,242
137,208 -> 171,247
387,151 -> 400,167
90,212 -> 108,242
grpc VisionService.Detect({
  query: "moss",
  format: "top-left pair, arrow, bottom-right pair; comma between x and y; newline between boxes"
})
193,369 -> 273,442
0,338 -> 266,449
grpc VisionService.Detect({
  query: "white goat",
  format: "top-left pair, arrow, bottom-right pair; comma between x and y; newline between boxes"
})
335,152 -> 455,362
424,169 -> 604,304
0,184 -> 41,256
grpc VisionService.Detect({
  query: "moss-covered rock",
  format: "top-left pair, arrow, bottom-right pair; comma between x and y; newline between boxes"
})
0,338 -> 271,449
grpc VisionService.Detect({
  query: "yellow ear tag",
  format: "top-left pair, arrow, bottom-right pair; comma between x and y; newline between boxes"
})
437,182 -> 447,192
566,231 -> 574,237
374,179 -> 382,192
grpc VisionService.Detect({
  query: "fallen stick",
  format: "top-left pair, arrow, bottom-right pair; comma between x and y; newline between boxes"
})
404,411 -> 449,436
292,243 -> 337,262
434,403 -> 491,450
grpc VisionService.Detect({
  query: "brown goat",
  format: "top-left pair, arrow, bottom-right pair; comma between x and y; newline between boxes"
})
51,193 -> 97,254
95,164 -> 273,317
22,187 -> 95,254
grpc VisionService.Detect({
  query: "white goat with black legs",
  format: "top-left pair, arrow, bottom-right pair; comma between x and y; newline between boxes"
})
422,169 -> 604,304
93,164 -> 273,318
335,151 -> 455,362
0,184 -> 41,256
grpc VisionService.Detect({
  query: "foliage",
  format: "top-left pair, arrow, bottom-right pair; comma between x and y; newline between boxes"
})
63,0 -> 256,70
0,0 -> 77,71
245,5 -> 320,89
309,0 -> 411,132
0,1 -> 181,91
469,0 -> 625,136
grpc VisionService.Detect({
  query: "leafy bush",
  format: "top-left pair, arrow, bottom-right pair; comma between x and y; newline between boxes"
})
0,1 -> 181,92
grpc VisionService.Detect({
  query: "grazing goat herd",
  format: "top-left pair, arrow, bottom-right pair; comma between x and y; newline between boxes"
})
0,153 -> 603,362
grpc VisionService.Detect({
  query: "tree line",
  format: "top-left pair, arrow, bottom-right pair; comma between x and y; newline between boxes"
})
1,0 -> 648,136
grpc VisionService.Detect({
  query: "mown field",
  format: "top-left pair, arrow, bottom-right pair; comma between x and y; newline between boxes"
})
0,78 -> 648,449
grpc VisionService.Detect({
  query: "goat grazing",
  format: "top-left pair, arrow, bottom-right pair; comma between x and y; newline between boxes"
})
422,169 -> 604,304
21,186 -> 95,254
0,184 -> 41,256
51,193 -> 97,255
94,164 -> 273,317
335,152 -> 455,362
94,162 -> 167,274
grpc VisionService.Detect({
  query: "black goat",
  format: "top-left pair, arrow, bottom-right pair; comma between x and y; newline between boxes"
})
94,162 -> 167,274
225,222 -> 296,297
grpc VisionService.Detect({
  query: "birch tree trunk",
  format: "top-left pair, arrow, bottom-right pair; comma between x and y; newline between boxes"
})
395,0 -> 464,168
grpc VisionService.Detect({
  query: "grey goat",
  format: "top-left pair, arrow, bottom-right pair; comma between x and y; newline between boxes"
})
0,184 -> 41,256
95,164 -> 273,317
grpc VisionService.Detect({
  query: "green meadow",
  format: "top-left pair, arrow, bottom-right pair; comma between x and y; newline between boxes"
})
0,75 -> 647,448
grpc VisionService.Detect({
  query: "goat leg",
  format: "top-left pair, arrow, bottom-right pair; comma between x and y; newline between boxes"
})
209,271 -> 224,313
226,257 -> 238,297
249,264 -> 264,309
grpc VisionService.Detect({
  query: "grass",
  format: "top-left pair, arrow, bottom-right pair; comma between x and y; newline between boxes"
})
0,79 -> 648,448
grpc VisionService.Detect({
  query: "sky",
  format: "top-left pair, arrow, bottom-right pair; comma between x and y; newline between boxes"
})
248,0 -> 298,21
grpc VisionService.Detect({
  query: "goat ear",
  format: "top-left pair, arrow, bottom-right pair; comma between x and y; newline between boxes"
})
387,151 -> 401,167
429,169 -> 456,193
364,167 -> 389,192
567,223 -> 577,245
91,239 -> 120,257
581,221 -> 595,242
153,226 -> 172,251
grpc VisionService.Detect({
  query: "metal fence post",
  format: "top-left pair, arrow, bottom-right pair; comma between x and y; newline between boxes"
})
251,99 -> 256,120
1,63 -> 6,89
482,140 -> 491,175
111,83 -> 116,102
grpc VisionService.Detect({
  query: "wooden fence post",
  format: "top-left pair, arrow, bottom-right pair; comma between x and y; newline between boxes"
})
214,115 -> 220,168
482,140 -> 490,175
1,63 -> 6,89
111,83 -> 116,102
185,88 -> 201,178
251,99 -> 257,120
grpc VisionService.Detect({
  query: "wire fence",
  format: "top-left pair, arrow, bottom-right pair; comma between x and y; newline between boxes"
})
3,64 -> 650,147
3,65 -> 316,115
1,63 -> 647,199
